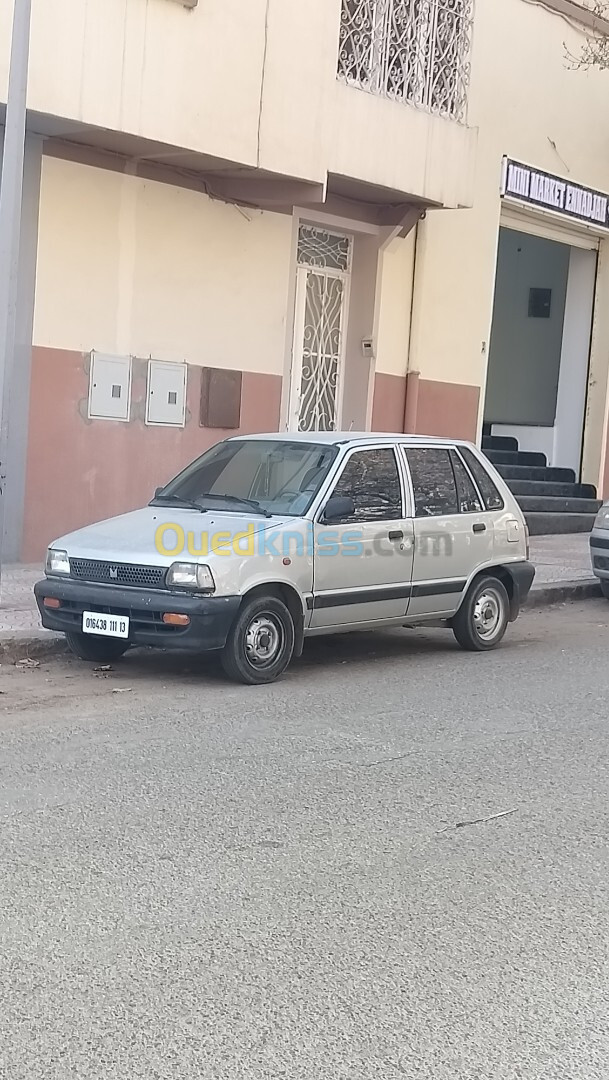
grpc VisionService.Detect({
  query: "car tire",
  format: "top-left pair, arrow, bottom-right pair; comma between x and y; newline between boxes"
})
600,580 -> 609,600
451,575 -> 510,652
66,632 -> 130,663
221,595 -> 295,685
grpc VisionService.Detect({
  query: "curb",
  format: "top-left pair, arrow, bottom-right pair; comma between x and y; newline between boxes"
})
0,577 -> 603,663
0,632 -> 67,665
526,578 -> 602,608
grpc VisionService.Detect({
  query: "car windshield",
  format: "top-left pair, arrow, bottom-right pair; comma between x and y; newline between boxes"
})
152,439 -> 338,517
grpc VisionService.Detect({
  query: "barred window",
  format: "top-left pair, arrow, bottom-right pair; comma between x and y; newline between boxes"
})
337,0 -> 473,123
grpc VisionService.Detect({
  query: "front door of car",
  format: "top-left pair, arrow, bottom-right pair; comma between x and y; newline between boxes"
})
311,446 -> 414,628
402,446 -> 496,617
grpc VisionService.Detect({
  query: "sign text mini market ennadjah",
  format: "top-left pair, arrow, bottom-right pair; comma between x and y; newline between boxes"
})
501,157 -> 609,230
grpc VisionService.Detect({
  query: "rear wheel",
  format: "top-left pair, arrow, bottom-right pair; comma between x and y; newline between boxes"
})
600,579 -> 609,600
451,575 -> 510,652
221,595 -> 294,685
66,632 -> 130,663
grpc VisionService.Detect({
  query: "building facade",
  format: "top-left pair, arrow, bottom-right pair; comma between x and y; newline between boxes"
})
0,0 -> 608,560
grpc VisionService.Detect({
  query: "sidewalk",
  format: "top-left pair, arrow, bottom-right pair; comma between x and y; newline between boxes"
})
0,534 -> 600,659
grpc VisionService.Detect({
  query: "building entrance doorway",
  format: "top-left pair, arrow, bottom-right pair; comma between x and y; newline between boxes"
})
484,226 -> 597,477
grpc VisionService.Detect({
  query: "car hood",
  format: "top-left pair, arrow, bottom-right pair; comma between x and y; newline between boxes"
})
51,506 -> 292,566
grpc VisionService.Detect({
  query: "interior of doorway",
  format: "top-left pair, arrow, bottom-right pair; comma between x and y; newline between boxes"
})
483,226 -> 597,477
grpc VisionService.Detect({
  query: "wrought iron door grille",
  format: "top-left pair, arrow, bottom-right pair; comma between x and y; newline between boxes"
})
337,0 -> 473,123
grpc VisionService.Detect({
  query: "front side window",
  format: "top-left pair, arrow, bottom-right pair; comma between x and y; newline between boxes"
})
406,448 -> 458,517
155,440 -> 338,517
330,448 -> 403,522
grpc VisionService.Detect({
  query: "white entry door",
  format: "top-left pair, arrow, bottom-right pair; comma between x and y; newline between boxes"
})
289,225 -> 352,432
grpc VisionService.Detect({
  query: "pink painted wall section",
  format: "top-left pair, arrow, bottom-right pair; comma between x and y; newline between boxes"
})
370,373 -> 407,433
371,371 -> 480,442
23,348 -> 282,562
414,378 -> 480,442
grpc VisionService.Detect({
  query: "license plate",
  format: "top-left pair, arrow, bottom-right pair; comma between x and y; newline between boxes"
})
82,611 -> 129,638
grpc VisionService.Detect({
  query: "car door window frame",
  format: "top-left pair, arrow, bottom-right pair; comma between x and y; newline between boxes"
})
315,444 -> 408,525
400,445 -> 461,519
449,448 -> 485,515
459,445 -> 505,511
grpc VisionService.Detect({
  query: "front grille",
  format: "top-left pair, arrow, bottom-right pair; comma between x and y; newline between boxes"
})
70,559 -> 166,589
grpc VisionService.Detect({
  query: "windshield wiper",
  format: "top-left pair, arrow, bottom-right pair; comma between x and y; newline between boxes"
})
150,493 -> 208,513
197,492 -> 272,518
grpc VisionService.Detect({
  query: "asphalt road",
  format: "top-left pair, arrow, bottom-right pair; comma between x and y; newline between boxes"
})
2,601 -> 609,1080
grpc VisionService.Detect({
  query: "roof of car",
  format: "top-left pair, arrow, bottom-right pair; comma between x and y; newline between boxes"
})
229,432 -> 471,447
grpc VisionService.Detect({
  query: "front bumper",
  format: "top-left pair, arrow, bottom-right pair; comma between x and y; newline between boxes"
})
590,531 -> 609,579
34,577 -> 241,652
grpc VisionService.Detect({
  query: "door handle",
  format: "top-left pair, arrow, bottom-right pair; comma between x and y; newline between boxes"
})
388,530 -> 404,541
472,522 -> 486,534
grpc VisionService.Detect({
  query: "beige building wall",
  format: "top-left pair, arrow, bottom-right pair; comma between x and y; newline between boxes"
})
0,0 -> 476,209
34,157 -> 293,375
402,0 -> 609,487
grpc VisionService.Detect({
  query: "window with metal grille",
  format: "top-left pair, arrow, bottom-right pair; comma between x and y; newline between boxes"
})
337,0 -> 473,122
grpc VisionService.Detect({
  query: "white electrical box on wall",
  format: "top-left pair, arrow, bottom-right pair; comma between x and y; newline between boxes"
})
146,360 -> 187,426
88,352 -> 132,421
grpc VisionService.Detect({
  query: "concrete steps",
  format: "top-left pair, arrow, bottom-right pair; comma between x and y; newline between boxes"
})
482,435 -> 601,536
516,495 -> 602,515
496,463 -> 577,484
525,512 -> 598,535
485,449 -> 548,468
483,435 -> 519,452
507,479 -> 598,499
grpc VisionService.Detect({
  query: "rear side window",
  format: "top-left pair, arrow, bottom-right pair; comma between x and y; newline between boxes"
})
450,450 -> 483,514
460,447 -> 505,511
406,448 -> 458,517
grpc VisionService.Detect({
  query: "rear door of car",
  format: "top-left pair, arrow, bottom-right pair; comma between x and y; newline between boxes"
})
401,445 -> 496,617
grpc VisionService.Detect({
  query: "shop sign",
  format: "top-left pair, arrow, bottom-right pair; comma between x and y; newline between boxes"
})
501,157 -> 609,230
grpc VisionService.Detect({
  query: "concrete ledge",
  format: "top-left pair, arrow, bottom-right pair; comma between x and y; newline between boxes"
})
526,578 -> 602,607
0,631 -> 67,664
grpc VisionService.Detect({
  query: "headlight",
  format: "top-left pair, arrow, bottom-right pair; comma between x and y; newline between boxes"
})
45,548 -> 70,575
166,562 -> 215,592
595,505 -> 609,530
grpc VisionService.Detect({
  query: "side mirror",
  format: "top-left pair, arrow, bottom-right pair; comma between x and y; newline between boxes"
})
154,486 -> 164,498
322,496 -> 355,523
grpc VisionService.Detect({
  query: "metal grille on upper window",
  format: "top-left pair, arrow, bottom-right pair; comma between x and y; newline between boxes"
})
337,0 -> 473,123
297,225 -> 352,273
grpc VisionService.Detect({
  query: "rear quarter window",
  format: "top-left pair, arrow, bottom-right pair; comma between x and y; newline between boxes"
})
460,447 -> 505,511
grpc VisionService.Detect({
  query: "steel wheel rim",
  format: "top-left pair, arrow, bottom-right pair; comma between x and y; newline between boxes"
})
473,587 -> 504,642
244,613 -> 284,668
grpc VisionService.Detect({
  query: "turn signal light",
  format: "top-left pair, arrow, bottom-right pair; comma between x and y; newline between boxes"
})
162,613 -> 190,626
43,597 -> 62,609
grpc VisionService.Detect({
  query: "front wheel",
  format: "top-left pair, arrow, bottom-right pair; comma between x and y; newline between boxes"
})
221,595 -> 295,685
451,575 -> 510,652
66,632 -> 130,663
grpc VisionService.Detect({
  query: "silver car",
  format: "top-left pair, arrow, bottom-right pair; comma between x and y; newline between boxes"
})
590,502 -> 609,598
35,433 -> 535,684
